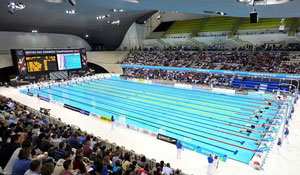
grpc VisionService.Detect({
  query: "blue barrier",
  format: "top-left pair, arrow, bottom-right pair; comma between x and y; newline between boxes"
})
121,65 -> 300,79
181,140 -> 228,162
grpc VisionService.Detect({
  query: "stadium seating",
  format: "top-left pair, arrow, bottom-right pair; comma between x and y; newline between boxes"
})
166,19 -> 205,34
200,17 -> 239,32
232,79 -> 289,92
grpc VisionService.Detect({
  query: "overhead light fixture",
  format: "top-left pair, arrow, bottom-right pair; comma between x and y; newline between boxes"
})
203,11 -> 227,16
68,0 -> 76,6
123,0 -> 140,3
8,2 -> 25,14
45,0 -> 65,3
32,30 -> 38,33
111,20 -> 120,26
236,0 -> 291,5
96,14 -> 110,20
65,10 -> 77,14
85,34 -> 89,38
109,9 -> 125,12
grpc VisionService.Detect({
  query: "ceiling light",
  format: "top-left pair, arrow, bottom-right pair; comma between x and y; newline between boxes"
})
85,34 -> 89,38
111,20 -> 120,26
8,2 -> 25,14
123,0 -> 140,3
32,30 -> 38,33
65,10 -> 77,14
45,0 -> 65,3
96,14 -> 110,20
236,0 -> 292,5
203,11 -> 227,16
109,9 -> 125,12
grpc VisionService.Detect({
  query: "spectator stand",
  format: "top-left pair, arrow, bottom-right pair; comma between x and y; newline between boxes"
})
0,94 -> 186,175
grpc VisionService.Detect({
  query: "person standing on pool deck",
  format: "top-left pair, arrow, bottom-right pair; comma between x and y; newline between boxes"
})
176,140 -> 183,159
284,127 -> 289,144
207,154 -> 214,175
277,138 -> 282,155
111,115 -> 115,130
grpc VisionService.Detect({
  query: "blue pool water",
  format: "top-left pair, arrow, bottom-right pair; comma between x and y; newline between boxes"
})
22,78 -> 279,164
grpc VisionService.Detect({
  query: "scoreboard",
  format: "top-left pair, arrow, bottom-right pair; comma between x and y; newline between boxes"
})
26,55 -> 57,72
11,48 -> 88,76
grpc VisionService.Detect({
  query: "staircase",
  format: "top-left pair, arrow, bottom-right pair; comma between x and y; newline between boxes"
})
288,18 -> 299,37
229,36 -> 254,47
229,18 -> 244,38
157,38 -> 171,48
191,18 -> 209,37
188,37 -> 207,48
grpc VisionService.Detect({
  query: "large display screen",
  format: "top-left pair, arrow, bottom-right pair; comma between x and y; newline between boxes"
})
57,53 -> 82,70
26,55 -> 57,73
11,48 -> 88,76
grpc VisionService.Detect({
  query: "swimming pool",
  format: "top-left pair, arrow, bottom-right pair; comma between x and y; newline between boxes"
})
22,78 -> 279,164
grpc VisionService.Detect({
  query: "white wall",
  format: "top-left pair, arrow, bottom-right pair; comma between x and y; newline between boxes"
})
0,31 -> 91,51
119,12 -> 162,50
0,54 -> 13,69
87,51 -> 129,74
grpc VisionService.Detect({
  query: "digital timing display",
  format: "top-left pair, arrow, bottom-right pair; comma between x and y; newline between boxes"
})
25,55 -> 58,72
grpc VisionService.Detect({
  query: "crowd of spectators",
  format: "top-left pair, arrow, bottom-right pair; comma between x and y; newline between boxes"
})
123,68 -> 233,87
140,43 -> 300,52
122,50 -> 300,74
0,96 -> 178,175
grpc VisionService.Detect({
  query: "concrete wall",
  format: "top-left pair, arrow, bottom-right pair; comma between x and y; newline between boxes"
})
0,31 -> 91,51
0,54 -> 13,69
87,51 -> 129,74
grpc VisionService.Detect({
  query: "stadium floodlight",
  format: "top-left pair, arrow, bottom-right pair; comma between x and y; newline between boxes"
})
8,2 -> 25,14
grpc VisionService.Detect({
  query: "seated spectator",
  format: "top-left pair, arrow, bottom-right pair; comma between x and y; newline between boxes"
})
53,151 -> 72,175
60,160 -> 74,175
12,147 -> 31,175
55,141 -> 67,161
88,145 -> 99,161
40,162 -> 54,175
82,140 -> 92,157
139,162 -> 148,175
122,153 -> 132,172
51,134 -> 61,148
40,135 -> 51,152
24,160 -> 41,175
67,133 -> 80,149
113,160 -> 122,174
4,139 -> 32,174
73,150 -> 87,174
112,152 -> 122,166
102,155 -> 113,175
0,134 -> 22,169
162,163 -> 173,175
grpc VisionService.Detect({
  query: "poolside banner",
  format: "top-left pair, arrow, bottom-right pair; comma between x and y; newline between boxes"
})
39,96 -> 50,102
157,134 -> 178,145
181,140 -> 228,162
121,64 -> 300,79
90,113 -> 100,120
100,116 -> 112,123
63,104 -> 90,116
